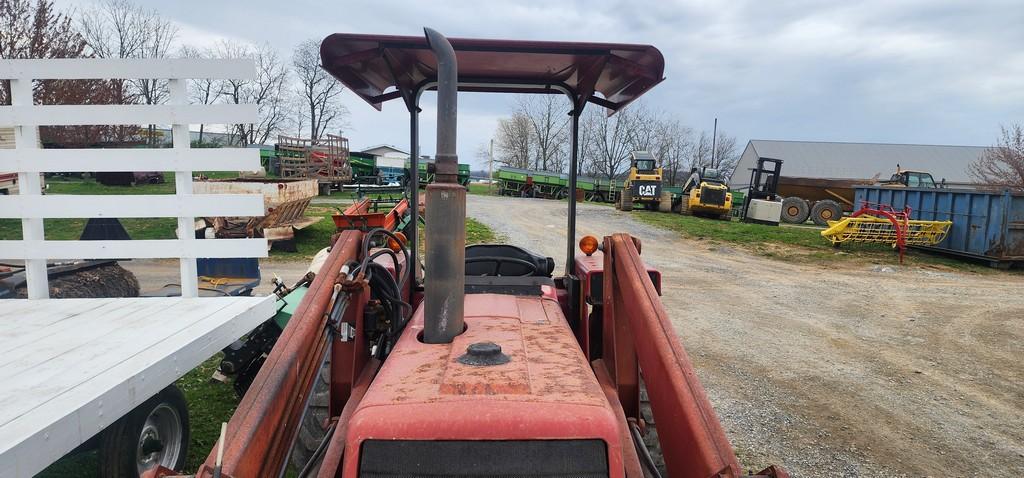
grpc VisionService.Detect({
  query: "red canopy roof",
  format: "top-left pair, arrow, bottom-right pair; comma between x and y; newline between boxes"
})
319,33 -> 665,113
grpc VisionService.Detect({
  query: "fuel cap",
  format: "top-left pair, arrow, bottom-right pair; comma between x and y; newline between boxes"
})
457,341 -> 510,366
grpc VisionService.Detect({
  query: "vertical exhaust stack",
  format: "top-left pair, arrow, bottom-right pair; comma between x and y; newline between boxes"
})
422,27 -> 465,344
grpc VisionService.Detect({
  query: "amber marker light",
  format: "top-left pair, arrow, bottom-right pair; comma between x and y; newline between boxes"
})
579,235 -> 599,256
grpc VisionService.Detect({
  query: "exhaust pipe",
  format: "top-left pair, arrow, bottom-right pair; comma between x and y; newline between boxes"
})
422,27 -> 465,344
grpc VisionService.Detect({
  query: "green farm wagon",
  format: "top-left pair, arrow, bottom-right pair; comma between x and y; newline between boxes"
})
496,166 -> 622,202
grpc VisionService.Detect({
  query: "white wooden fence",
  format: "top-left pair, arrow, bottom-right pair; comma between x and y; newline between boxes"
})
0,59 -> 267,299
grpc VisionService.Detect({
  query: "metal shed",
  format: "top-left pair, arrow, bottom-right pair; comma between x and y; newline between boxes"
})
729,140 -> 992,189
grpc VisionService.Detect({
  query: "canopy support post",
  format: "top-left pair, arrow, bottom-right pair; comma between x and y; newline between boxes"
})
565,106 -> 582,275
408,103 -> 420,283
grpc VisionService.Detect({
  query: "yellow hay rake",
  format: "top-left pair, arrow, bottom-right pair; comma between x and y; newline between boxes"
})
821,203 -> 952,263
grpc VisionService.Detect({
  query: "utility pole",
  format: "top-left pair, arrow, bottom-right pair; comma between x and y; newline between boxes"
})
711,117 -> 718,168
488,138 -> 494,193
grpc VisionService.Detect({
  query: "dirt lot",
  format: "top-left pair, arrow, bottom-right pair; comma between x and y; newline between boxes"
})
467,194 -> 1024,477
120,258 -> 314,295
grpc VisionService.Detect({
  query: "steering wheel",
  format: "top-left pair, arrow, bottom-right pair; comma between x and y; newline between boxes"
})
464,256 -> 538,277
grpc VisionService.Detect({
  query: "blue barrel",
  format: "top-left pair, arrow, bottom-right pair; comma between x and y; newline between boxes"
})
854,186 -> 1024,265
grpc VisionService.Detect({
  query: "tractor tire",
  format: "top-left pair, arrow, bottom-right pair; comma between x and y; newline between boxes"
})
780,197 -> 810,224
811,200 -> 842,226
99,385 -> 189,478
658,191 -> 673,212
289,358 -> 331,474
639,382 -> 667,477
621,189 -> 634,212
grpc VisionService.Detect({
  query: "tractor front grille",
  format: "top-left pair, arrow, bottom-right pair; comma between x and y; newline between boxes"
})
700,186 -> 726,206
359,439 -> 608,478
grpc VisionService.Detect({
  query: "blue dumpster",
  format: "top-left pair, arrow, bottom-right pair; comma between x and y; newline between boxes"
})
854,186 -> 1024,266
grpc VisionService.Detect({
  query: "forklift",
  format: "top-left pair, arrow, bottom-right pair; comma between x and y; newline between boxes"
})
742,157 -> 784,225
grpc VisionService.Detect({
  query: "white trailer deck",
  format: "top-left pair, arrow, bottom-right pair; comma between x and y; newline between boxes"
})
0,58 -> 274,477
0,296 -> 275,477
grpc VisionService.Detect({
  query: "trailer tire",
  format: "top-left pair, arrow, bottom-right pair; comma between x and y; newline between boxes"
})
811,200 -> 842,226
289,358 -> 331,474
780,197 -> 810,224
99,385 -> 189,478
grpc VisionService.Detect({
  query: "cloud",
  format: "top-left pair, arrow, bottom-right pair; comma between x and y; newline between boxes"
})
120,0 -> 1023,161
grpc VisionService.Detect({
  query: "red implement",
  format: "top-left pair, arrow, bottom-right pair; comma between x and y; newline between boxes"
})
331,197 -> 409,232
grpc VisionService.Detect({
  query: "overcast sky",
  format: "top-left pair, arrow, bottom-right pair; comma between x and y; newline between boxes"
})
66,0 -> 1024,169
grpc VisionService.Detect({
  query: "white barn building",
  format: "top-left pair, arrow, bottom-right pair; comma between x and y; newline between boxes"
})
728,140 -> 993,189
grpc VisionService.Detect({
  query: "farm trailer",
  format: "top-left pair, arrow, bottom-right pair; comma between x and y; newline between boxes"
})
413,160 -> 471,187
0,57 -> 277,478
775,170 -> 945,226
496,165 -> 622,202
275,134 -> 353,194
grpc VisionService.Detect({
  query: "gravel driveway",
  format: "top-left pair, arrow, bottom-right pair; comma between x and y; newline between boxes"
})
468,194 -> 1024,477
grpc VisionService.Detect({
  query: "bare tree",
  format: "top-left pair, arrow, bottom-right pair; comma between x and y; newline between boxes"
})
494,112 -> 533,169
688,131 -> 713,170
515,95 -> 568,171
712,131 -> 739,176
657,120 -> 694,186
970,123 -> 1024,189
682,129 -> 739,179
623,102 -> 659,152
217,40 -> 289,145
588,106 -> 642,180
179,45 -> 220,145
79,0 -> 178,145
292,38 -> 348,140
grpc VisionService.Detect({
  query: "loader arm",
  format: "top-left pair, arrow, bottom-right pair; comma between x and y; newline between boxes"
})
580,233 -> 787,478
191,230 -> 371,478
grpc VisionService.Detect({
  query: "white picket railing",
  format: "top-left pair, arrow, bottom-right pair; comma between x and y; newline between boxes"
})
0,59 -> 267,299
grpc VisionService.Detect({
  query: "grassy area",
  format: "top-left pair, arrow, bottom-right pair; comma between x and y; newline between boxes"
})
268,205 -> 340,260
466,217 -> 498,243
177,355 -> 240,473
632,210 -> 999,272
0,217 -> 177,240
46,174 -> 175,195
467,182 -> 496,196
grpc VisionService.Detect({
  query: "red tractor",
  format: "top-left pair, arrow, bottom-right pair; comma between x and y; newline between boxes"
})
151,29 -> 787,478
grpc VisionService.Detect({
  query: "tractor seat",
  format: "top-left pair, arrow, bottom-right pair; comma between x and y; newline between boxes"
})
464,244 -> 555,278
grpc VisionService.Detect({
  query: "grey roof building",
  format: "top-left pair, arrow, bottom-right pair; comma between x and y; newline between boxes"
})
728,140 -> 993,188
